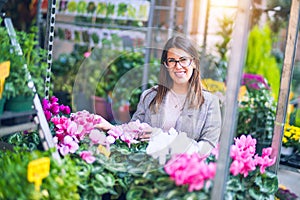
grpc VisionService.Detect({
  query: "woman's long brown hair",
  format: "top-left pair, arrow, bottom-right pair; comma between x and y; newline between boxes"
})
147,35 -> 204,112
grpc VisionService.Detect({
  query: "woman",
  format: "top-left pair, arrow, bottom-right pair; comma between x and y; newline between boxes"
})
96,35 -> 222,155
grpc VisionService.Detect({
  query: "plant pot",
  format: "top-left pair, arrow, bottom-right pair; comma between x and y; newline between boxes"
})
116,104 -> 131,123
4,95 -> 34,112
281,146 -> 294,156
0,97 -> 5,115
92,96 -> 113,122
117,109 -> 131,124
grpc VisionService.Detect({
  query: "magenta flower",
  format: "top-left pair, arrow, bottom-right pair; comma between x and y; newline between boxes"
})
42,96 -> 71,121
230,135 -> 276,177
42,98 -> 51,110
50,96 -> 59,104
80,151 -> 96,164
44,110 -> 52,121
242,73 -> 270,90
84,51 -> 91,58
230,160 -> 244,176
50,102 -> 60,115
230,135 -> 257,177
59,104 -> 71,115
211,144 -> 219,159
254,147 -> 276,174
164,153 -> 216,192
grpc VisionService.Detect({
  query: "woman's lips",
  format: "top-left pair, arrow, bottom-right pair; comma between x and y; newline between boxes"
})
174,71 -> 186,78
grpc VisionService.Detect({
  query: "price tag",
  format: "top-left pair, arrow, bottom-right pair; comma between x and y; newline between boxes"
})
98,144 -> 111,158
0,61 -> 10,98
27,157 -> 50,192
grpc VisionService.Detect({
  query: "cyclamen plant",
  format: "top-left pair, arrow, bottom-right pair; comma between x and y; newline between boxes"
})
51,111 -> 102,159
107,120 -> 152,147
162,134 -> 277,198
42,96 -> 101,162
229,135 -> 276,177
164,153 -> 216,192
242,73 -> 270,90
42,96 -> 152,163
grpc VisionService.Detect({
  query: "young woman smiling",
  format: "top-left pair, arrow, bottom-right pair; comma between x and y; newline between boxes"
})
96,36 -> 222,155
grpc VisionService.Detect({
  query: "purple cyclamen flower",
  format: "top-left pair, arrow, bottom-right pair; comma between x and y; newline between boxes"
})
59,104 -> 71,115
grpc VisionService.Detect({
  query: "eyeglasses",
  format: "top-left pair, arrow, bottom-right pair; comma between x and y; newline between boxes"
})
164,57 -> 194,69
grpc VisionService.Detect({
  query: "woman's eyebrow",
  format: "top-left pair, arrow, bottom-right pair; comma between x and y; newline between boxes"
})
167,56 -> 188,59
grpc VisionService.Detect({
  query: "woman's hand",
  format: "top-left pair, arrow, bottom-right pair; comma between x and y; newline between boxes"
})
94,116 -> 115,131
138,131 -> 152,141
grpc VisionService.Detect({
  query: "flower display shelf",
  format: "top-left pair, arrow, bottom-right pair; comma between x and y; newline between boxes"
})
280,152 -> 300,172
0,110 -> 37,137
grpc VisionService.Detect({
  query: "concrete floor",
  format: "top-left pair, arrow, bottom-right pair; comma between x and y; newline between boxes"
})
277,166 -> 300,198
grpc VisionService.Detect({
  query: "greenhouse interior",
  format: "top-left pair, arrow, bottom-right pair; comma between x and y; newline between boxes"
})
0,0 -> 300,199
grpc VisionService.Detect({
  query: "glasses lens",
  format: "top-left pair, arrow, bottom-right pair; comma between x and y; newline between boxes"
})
165,59 -> 173,68
179,57 -> 192,67
165,57 -> 193,68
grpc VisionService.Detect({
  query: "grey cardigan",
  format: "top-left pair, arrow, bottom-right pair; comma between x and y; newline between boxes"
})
131,87 -> 222,147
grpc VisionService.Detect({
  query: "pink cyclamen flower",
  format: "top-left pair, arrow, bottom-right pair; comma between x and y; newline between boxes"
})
42,98 -> 51,110
254,147 -> 276,174
44,110 -> 52,121
107,126 -> 123,139
59,135 -> 79,156
59,104 -> 71,115
80,151 -> 96,164
84,51 -> 91,58
229,135 -> 257,177
211,143 -> 219,159
50,102 -> 60,115
242,73 -> 270,90
50,96 -> 59,104
89,129 -> 107,145
164,153 -> 216,192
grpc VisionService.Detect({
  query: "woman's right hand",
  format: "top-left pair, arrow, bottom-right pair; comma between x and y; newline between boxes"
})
94,116 -> 115,131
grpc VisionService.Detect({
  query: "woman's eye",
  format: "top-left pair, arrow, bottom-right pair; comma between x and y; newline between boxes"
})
180,57 -> 187,61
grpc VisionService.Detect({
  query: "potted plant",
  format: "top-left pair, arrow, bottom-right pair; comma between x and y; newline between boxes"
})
1,20 -> 47,112
281,124 -> 300,155
0,21 -> 11,115
237,73 -> 277,155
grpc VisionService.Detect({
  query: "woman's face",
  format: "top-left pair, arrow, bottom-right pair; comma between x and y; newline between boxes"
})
166,48 -> 195,87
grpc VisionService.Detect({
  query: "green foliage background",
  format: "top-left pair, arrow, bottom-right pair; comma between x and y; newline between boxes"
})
244,25 -> 281,100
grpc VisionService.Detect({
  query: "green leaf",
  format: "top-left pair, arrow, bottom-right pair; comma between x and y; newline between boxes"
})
95,173 -> 106,184
105,163 -> 127,173
154,177 -> 175,191
104,173 -> 116,187
92,186 -> 109,195
128,152 -> 147,162
126,188 -> 144,200
128,167 -> 146,175
255,172 -> 278,194
226,177 -> 244,192
184,192 -> 208,200
249,187 -> 266,200
127,186 -> 154,200
164,189 -> 183,199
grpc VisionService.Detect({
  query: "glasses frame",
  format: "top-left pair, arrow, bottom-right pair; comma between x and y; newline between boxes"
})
163,57 -> 194,69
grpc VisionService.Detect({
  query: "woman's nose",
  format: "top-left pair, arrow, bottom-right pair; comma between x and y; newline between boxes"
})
174,61 -> 183,69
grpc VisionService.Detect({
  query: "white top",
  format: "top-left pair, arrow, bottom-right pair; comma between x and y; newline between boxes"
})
162,90 -> 187,131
